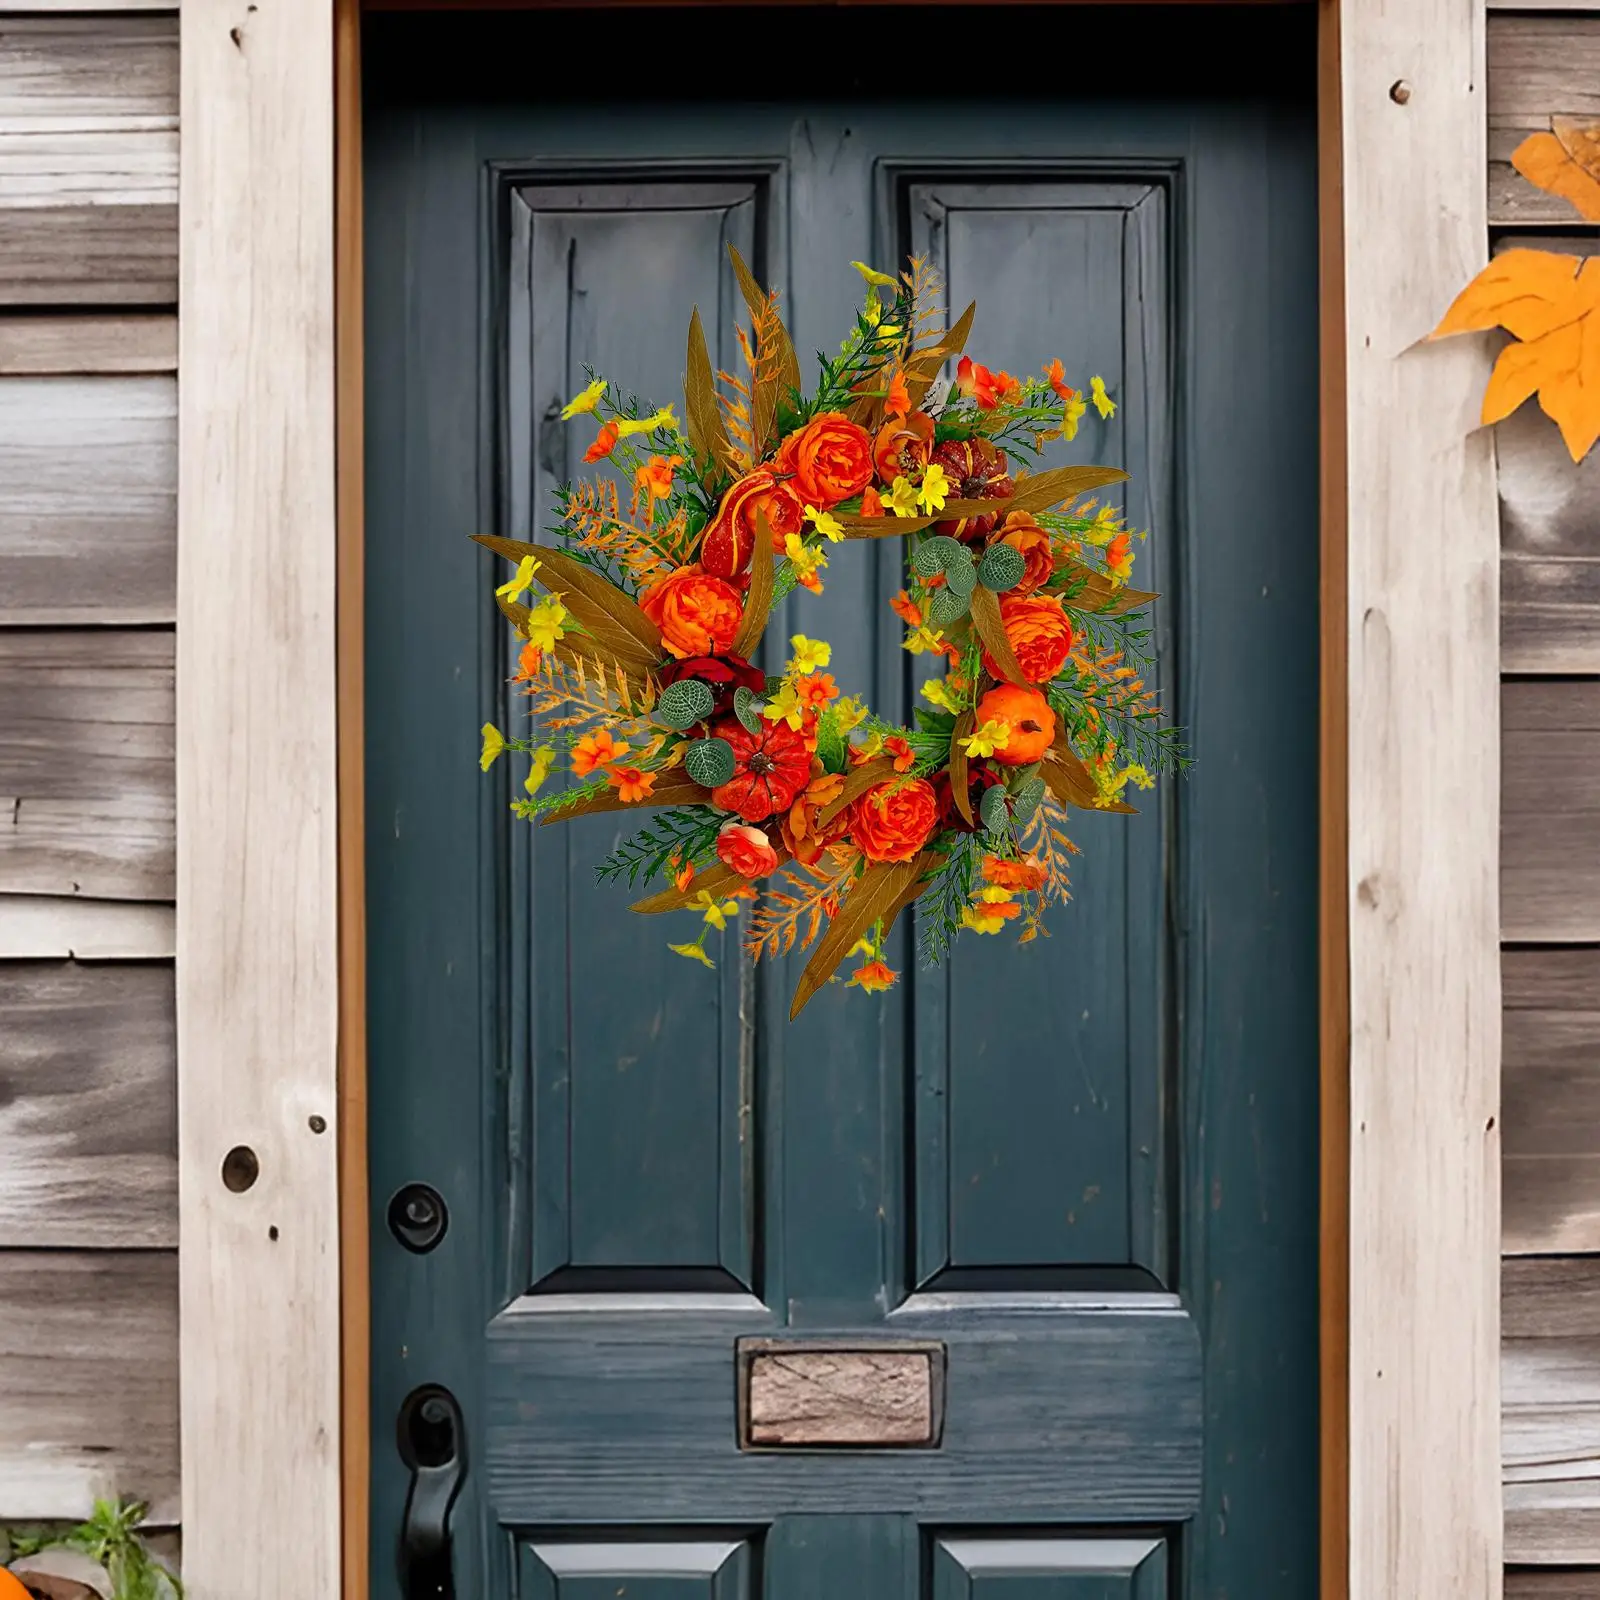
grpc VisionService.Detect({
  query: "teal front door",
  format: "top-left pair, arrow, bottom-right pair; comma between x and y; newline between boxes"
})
364,10 -> 1320,1597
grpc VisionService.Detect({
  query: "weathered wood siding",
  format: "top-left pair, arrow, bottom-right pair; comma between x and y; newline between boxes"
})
1493,9 -> 1600,1582
0,5 -> 179,1527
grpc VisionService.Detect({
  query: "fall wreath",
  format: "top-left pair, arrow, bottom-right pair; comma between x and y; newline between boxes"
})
477,251 -> 1184,1017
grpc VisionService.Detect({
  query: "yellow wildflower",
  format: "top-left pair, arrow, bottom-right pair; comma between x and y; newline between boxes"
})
916,462 -> 951,514
560,378 -> 607,419
961,887 -> 1023,936
1061,391 -> 1088,441
832,696 -> 868,733
615,405 -> 679,439
960,719 -> 1012,759
669,940 -> 716,969
854,729 -> 885,761
903,624 -> 947,657
524,745 -> 556,796
1090,376 -> 1116,419
1083,504 -> 1121,548
805,505 -> 845,542
847,936 -> 878,958
884,476 -> 920,517
692,889 -> 742,932
524,595 -> 569,653
921,678 -> 963,713
762,681 -> 807,731
783,532 -> 828,589
479,723 -> 507,771
852,261 -> 899,288
495,553 -> 541,603
787,634 -> 832,677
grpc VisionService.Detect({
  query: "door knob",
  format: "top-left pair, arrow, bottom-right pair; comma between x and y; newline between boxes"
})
398,1384 -> 465,1600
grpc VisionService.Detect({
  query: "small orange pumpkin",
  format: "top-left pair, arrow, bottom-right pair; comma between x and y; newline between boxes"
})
0,1570 -> 34,1600
977,683 -> 1056,766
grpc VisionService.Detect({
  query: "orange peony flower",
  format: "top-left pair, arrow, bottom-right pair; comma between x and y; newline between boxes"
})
997,511 -> 1056,595
847,958 -> 899,993
641,564 -> 744,659
716,820 -> 780,879
572,728 -> 631,776
782,771 -> 848,865
635,452 -> 684,502
975,683 -> 1057,765
984,853 -> 1048,892
700,470 -> 805,578
584,419 -> 620,462
851,778 -> 940,863
606,764 -> 656,803
777,412 -> 874,507
982,594 -> 1075,684
872,411 -> 934,485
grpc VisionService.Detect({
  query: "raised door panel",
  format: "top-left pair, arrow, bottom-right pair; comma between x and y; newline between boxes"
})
932,1537 -> 1167,1599
904,177 -> 1173,1287
521,1539 -> 755,1599
505,179 -> 765,1290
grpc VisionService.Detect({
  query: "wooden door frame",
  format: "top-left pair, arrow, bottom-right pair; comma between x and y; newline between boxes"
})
175,0 -> 1502,1594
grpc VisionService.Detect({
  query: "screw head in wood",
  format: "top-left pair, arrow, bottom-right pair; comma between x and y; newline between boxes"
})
1389,80 -> 1412,105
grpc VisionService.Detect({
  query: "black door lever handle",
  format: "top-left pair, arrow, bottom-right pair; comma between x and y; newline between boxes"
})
398,1384 -> 465,1600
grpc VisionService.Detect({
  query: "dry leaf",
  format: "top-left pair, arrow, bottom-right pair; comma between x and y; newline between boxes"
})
537,770 -> 711,825
632,853 -> 791,915
685,307 -> 734,470
730,506 -> 774,660
814,755 -> 897,829
1432,247 -> 1600,461
1511,122 -> 1600,222
947,707 -> 976,826
968,584 -> 1027,686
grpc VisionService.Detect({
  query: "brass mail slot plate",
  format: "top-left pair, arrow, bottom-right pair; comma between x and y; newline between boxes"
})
736,1338 -> 946,1449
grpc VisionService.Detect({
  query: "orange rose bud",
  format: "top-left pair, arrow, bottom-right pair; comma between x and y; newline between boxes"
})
850,778 -> 940,864
583,419 -> 620,462
700,470 -> 804,578
981,594 -> 1074,685
976,684 -> 1057,766
860,484 -> 885,518
641,564 -> 744,659
776,411 -> 874,508
716,821 -> 780,880
997,511 -> 1056,596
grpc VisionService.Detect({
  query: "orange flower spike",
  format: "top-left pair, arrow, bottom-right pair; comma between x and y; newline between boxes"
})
572,728 -> 631,777
885,368 -> 911,419
583,419 -> 620,463
606,765 -> 656,803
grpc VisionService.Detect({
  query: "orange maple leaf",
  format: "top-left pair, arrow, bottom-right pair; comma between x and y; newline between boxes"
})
1432,247 -> 1600,462
1511,118 -> 1600,222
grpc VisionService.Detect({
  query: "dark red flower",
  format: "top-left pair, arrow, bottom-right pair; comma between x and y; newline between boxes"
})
933,762 -> 1004,832
930,437 -> 1015,542
659,652 -> 766,716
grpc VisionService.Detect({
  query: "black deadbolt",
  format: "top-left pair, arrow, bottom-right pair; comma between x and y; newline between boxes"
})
388,1183 -> 449,1254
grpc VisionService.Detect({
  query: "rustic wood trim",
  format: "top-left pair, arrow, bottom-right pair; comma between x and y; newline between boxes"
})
1336,0 -> 1503,1592
0,893 -> 173,958
178,0 -> 340,1589
0,314 -> 177,375
336,0 -> 370,1589
1317,2 -> 1351,1594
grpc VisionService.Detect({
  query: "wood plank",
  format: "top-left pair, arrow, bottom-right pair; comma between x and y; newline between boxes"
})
1503,680 -> 1600,942
1337,0 -> 1503,1592
1508,1573 -> 1600,1598
1505,948 -> 1600,1255
0,893 -> 172,958
0,17 -> 177,304
0,0 -> 175,12
0,629 -> 174,899
1499,392 -> 1600,675
1505,1257 -> 1600,1563
0,375 -> 176,624
0,313 -> 177,374
0,1250 -> 177,1522
179,0 -> 341,1586
0,961 -> 176,1248
1489,14 -> 1600,227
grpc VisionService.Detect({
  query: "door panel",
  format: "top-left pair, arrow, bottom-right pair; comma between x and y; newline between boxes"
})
365,11 -> 1318,1598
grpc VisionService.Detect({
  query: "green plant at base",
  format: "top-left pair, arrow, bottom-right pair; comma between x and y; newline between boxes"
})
7,1498 -> 182,1600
